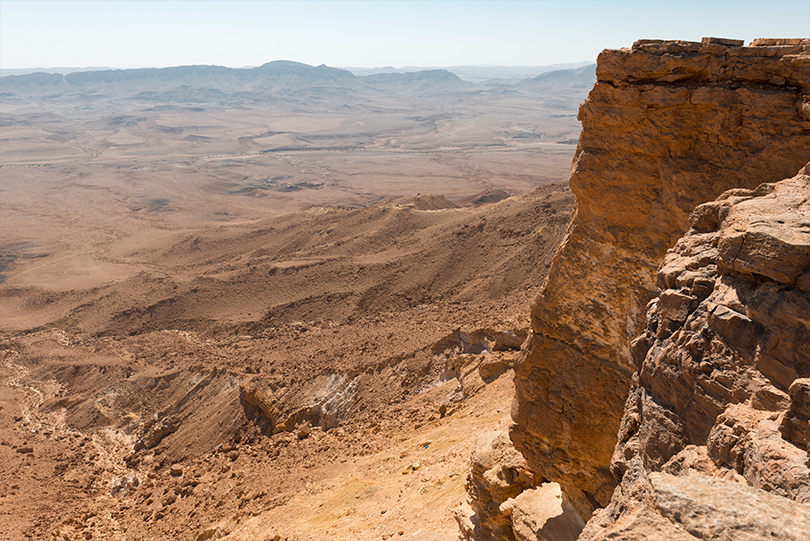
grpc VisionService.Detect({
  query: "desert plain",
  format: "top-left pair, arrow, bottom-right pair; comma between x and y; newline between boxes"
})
0,64 -> 590,540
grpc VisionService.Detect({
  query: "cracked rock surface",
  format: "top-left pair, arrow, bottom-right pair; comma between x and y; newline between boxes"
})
580,165 -> 810,539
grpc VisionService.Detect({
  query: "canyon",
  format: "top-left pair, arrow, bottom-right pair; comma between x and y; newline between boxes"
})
2,37 -> 809,541
1,62 -> 583,540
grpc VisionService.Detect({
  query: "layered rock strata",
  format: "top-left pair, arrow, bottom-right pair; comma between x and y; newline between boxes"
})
581,166 -> 810,539
510,37 -> 810,509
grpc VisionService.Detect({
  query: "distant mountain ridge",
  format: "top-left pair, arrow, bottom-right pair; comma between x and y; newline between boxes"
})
0,61 -> 473,101
345,62 -> 594,82
1,62 -> 356,89
362,69 -> 470,91
0,66 -> 113,77
0,61 -> 599,105
0,61 -> 594,82
518,63 -> 596,89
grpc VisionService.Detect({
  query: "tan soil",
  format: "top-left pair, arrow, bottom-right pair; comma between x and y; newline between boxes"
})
0,78 -> 581,540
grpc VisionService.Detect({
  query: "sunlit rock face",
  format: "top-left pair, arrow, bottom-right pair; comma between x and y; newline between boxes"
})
510,37 -> 810,508
580,166 -> 810,539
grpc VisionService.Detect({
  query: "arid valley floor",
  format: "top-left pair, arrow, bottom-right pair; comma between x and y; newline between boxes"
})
0,64 -> 588,540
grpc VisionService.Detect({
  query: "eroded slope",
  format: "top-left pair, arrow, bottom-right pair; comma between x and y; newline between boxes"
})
0,185 -> 574,540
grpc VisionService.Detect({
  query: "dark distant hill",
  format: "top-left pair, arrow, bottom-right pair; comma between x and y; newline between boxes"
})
0,62 -> 475,104
254,60 -> 358,85
0,61 -> 364,101
518,64 -> 596,90
360,69 -> 471,92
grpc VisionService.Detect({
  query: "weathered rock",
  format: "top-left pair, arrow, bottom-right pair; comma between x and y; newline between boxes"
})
492,331 -> 526,352
510,37 -> 810,508
586,505 -> 699,541
455,501 -> 481,541
780,378 -> 810,450
478,356 -> 510,381
239,372 -> 358,434
135,412 -> 178,451
459,431 -> 588,541
460,431 -> 540,541
296,424 -> 312,439
716,190 -> 810,284
433,328 -> 527,357
502,483 -> 585,541
649,472 -> 810,541
581,169 -> 810,538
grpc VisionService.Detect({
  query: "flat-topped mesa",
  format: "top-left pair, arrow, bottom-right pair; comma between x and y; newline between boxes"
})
510,37 -> 810,511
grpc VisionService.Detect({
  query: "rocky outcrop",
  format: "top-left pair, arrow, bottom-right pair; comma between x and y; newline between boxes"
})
509,37 -> 810,510
504,483 -> 585,541
580,168 -> 810,538
456,431 -> 540,541
588,472 -> 810,541
456,431 -> 585,541
239,373 -> 359,434
782,378 -> 810,449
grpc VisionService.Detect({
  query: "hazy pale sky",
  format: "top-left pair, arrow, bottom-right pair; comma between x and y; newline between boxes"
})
1,0 -> 808,69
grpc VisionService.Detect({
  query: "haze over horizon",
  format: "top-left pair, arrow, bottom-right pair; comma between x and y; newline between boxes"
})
1,0 -> 808,71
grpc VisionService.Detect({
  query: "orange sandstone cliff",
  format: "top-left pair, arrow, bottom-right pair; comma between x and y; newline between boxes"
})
513,36 -> 810,504
460,37 -> 810,541
580,164 -> 810,540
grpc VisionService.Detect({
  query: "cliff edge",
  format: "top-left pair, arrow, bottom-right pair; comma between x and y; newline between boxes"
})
511,37 -> 810,509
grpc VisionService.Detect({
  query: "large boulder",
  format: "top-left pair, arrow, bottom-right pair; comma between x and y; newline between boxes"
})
503,483 -> 585,541
457,431 -> 540,541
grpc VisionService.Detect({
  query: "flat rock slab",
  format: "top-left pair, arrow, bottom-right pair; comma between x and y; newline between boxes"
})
650,472 -> 810,541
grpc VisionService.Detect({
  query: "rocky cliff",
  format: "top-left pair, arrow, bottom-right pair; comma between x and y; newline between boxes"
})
510,37 -> 810,510
581,165 -> 810,539
460,36 -> 810,541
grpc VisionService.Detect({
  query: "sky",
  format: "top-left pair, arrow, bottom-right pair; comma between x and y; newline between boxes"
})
1,0 -> 808,69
